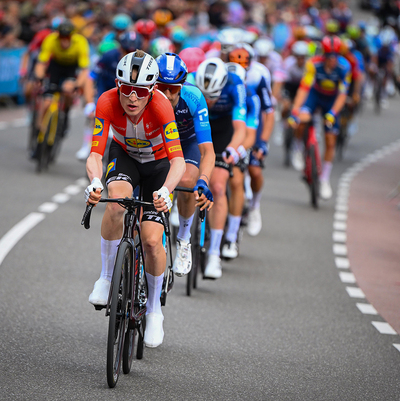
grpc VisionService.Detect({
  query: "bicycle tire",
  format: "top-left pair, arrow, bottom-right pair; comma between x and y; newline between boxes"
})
135,239 -> 147,360
107,241 -> 130,388
309,144 -> 319,209
28,108 -> 38,154
283,125 -> 293,167
49,110 -> 65,164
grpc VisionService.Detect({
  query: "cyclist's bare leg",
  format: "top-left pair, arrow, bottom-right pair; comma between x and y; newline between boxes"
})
177,163 -> 198,219
323,132 -> 336,163
37,95 -> 53,132
62,79 -> 76,111
208,167 -> 230,230
248,165 -> 263,194
228,167 -> 245,217
140,221 -> 166,277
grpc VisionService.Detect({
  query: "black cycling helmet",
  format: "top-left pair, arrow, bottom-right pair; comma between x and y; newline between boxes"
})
58,20 -> 74,37
118,31 -> 143,53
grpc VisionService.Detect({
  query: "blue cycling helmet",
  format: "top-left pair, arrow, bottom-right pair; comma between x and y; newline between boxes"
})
112,13 -> 132,31
118,31 -> 143,52
156,52 -> 188,84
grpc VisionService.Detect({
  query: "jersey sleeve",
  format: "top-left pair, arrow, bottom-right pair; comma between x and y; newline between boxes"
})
257,76 -> 274,113
300,59 -> 316,90
230,74 -> 247,122
185,86 -> 212,144
246,91 -> 261,130
77,35 -> 90,69
90,92 -> 113,156
153,92 -> 184,160
37,33 -> 56,64
338,57 -> 352,94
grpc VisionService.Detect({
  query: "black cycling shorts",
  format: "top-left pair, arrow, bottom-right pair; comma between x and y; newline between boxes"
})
210,114 -> 234,154
43,59 -> 78,95
105,140 -> 170,224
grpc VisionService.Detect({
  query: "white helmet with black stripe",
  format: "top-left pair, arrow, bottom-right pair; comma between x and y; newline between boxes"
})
195,57 -> 228,98
116,50 -> 159,85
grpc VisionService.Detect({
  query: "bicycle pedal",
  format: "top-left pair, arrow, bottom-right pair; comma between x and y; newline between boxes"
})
94,304 -> 106,311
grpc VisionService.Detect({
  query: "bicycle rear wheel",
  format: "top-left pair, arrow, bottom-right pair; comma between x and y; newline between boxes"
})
36,112 -> 56,173
284,125 -> 294,167
107,241 -> 130,388
309,144 -> 319,209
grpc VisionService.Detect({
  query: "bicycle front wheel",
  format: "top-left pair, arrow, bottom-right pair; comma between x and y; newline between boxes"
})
107,241 -> 130,388
309,144 -> 319,209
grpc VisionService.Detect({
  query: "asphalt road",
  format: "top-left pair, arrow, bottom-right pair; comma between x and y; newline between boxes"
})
0,86 -> 400,400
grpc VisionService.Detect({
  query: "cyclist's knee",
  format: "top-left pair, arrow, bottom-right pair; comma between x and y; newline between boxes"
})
210,180 -> 227,200
142,231 -> 162,254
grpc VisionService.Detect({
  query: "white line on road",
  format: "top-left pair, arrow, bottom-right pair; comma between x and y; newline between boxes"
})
38,202 -> 59,213
333,243 -> 347,256
333,231 -> 347,242
0,212 -> 45,265
356,303 -> 378,315
371,321 -> 397,335
339,272 -> 356,284
335,257 -> 350,269
346,287 -> 365,299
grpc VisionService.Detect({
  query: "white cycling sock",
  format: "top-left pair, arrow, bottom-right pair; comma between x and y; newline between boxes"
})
293,137 -> 304,152
208,229 -> 224,256
320,161 -> 332,182
100,237 -> 120,282
145,272 -> 163,316
225,214 -> 241,243
177,213 -> 194,242
250,190 -> 262,210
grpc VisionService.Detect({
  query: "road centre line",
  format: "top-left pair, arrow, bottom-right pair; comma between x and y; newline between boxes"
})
0,177 -> 88,267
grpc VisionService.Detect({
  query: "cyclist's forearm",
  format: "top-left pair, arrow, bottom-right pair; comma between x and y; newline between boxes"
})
331,92 -> 347,115
242,127 -> 257,150
86,152 -> 103,182
292,87 -> 309,113
260,111 -> 275,142
34,62 -> 46,80
227,120 -> 246,150
198,143 -> 215,184
164,156 -> 186,193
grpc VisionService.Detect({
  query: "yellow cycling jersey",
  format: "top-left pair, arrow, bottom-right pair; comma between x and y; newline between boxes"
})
38,32 -> 90,69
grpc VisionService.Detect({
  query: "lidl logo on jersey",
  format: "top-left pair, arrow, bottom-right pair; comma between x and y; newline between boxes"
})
163,122 -> 179,142
92,141 -> 99,147
169,145 -> 182,153
93,117 -> 104,136
125,138 -> 151,148
106,158 -> 116,177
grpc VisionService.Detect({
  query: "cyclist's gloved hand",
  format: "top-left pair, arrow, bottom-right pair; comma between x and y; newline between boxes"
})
84,102 -> 96,118
223,146 -> 239,164
156,186 -> 172,210
85,177 -> 103,203
237,145 -> 248,160
258,141 -> 269,157
288,114 -> 300,127
194,179 -> 213,202
324,110 -> 336,127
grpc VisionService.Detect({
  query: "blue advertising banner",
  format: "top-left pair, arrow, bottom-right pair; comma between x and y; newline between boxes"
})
0,47 -> 26,98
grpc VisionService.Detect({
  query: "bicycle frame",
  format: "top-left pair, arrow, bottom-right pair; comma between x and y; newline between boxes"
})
304,121 -> 321,183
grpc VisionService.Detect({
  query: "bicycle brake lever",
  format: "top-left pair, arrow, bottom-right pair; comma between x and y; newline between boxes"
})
81,204 -> 94,229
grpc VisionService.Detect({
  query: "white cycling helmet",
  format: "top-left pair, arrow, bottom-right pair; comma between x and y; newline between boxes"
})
217,28 -> 245,53
253,38 -> 275,57
196,57 -> 228,98
116,50 -> 159,86
379,26 -> 396,46
225,62 -> 246,82
292,41 -> 310,56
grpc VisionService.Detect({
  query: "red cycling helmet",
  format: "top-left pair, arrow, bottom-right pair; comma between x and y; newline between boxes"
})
135,19 -> 157,39
321,35 -> 341,54
179,47 -> 205,73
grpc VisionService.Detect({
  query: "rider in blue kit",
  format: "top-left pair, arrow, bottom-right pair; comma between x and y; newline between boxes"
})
156,53 -> 215,277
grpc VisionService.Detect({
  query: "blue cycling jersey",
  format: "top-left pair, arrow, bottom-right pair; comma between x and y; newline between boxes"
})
174,83 -> 212,144
92,48 -> 121,97
206,71 -> 247,121
246,86 -> 260,130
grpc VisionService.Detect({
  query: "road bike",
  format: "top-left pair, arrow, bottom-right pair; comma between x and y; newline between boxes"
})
34,85 -> 68,173
82,195 -> 168,388
336,102 -> 352,161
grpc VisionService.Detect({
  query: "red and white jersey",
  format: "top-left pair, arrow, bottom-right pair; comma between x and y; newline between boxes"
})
91,88 -> 183,163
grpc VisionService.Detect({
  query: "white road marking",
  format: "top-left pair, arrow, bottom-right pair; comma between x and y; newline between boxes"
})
346,287 -> 365,298
38,202 -> 59,213
335,204 -> 348,213
356,303 -> 378,315
64,184 -> 81,195
333,243 -> 347,256
335,257 -> 350,269
333,221 -> 347,231
52,193 -> 70,203
339,272 -> 356,283
393,344 -> 400,353
333,231 -> 347,242
0,213 -> 45,265
334,212 -> 347,221
371,321 -> 397,335
0,177 -> 88,267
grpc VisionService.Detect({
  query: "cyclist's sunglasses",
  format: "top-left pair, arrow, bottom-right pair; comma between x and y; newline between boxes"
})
204,90 -> 221,100
117,81 -> 153,98
157,82 -> 182,95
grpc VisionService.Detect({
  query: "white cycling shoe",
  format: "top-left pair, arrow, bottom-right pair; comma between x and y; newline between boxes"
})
291,149 -> 305,171
75,143 -> 91,161
144,313 -> 164,348
203,254 -> 222,279
247,208 -> 262,237
88,278 -> 110,306
319,180 -> 333,200
221,242 -> 238,259
172,239 -> 192,277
